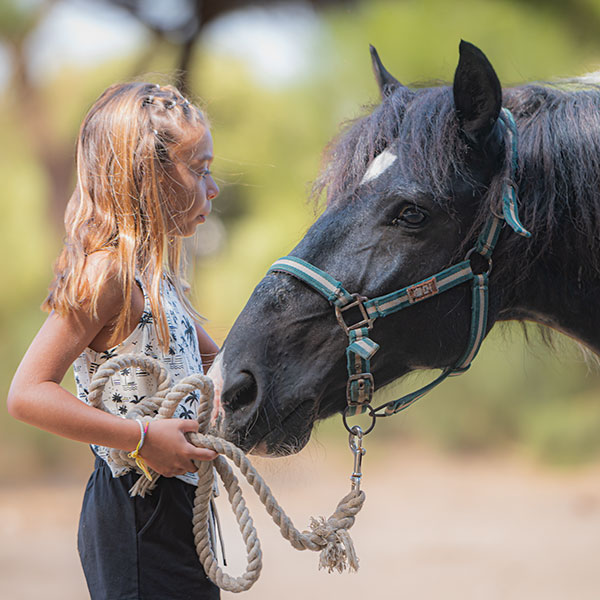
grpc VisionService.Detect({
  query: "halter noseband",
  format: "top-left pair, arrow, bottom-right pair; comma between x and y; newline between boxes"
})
268,109 -> 531,434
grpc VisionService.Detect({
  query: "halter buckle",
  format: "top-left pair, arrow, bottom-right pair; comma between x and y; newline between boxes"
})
346,372 -> 375,405
335,294 -> 373,334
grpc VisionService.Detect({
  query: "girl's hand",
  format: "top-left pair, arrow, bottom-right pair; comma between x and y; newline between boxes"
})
139,419 -> 217,477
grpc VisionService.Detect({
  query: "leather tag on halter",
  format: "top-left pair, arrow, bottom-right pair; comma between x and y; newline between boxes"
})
406,277 -> 439,303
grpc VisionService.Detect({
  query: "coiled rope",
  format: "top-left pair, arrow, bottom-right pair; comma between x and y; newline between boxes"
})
87,354 -> 366,593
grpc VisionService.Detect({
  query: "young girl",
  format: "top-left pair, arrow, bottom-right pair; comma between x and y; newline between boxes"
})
8,82 -> 222,599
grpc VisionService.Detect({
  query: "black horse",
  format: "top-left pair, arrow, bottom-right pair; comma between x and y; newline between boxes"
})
211,41 -> 600,455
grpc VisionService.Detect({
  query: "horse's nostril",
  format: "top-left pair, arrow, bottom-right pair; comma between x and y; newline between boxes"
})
223,370 -> 258,411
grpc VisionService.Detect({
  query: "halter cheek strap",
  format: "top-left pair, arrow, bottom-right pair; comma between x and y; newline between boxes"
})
268,108 -> 531,432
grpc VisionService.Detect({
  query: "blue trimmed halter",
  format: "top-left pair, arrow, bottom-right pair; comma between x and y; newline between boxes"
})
268,109 -> 531,433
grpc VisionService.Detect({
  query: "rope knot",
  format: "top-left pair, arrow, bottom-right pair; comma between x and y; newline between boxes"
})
308,517 -> 358,573
306,489 -> 365,573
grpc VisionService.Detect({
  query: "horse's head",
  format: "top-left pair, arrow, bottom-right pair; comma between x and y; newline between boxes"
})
214,41 -> 521,455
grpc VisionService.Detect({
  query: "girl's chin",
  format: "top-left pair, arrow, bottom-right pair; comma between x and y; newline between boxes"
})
171,217 -> 206,238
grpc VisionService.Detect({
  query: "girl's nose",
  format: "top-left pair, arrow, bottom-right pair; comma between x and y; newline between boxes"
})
207,178 -> 219,201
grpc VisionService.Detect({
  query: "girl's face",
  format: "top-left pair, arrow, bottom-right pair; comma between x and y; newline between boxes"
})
164,126 -> 219,237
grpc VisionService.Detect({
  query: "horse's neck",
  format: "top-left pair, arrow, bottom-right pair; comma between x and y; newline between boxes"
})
498,258 -> 600,355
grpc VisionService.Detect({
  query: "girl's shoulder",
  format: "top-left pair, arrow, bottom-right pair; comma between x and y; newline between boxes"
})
81,250 -> 125,322
83,251 -> 147,351
84,249 -> 119,282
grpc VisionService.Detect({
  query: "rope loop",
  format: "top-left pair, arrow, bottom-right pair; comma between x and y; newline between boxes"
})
88,354 -> 366,592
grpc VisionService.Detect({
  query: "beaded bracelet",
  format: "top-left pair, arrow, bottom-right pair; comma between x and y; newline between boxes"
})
128,418 -> 152,481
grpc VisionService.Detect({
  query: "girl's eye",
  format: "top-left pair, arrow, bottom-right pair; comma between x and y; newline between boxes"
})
191,166 -> 211,179
392,205 -> 428,228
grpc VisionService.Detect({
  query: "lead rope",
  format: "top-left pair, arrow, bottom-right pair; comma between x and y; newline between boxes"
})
87,354 -> 366,593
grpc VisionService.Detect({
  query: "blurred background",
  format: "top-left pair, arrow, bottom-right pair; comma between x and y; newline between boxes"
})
3,0 -> 600,598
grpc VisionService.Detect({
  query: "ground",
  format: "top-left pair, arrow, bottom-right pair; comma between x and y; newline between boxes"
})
2,440 -> 600,599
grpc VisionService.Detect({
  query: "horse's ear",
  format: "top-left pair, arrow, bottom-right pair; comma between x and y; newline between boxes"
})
453,40 -> 502,145
370,45 -> 401,99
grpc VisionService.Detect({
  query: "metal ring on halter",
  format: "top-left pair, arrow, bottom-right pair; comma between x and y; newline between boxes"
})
465,247 -> 493,276
342,404 -> 377,436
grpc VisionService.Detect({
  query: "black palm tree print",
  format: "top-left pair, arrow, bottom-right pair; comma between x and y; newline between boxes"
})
179,406 -> 194,419
184,391 -> 198,405
112,393 -> 123,403
130,394 -> 146,404
100,349 -> 118,361
184,322 -> 195,344
138,311 -> 153,328
118,405 -> 128,415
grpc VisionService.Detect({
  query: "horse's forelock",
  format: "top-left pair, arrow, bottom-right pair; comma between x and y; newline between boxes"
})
396,87 -> 468,200
313,85 -> 470,207
311,85 -> 414,205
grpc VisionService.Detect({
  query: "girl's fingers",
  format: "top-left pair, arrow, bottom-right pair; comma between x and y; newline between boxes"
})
176,419 -> 216,459
191,446 -> 218,461
179,419 -> 200,433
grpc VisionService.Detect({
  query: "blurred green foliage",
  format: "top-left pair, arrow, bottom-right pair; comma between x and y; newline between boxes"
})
3,0 -> 600,477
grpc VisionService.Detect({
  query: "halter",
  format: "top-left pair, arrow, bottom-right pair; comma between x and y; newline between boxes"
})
268,108 -> 532,434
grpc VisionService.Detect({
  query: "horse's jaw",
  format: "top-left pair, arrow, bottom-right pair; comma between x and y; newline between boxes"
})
221,400 -> 318,457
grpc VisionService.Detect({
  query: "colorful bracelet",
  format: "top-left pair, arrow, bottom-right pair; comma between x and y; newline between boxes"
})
128,418 -> 153,481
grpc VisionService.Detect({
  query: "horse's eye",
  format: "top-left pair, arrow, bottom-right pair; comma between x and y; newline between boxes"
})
392,205 -> 428,228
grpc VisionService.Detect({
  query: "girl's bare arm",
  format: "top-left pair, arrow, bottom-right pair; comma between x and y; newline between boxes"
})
195,323 -> 220,373
8,268 -> 216,477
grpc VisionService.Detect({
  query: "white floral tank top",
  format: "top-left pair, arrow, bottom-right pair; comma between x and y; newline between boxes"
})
73,278 -> 204,485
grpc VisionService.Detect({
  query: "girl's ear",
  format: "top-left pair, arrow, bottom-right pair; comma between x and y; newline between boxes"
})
453,40 -> 502,146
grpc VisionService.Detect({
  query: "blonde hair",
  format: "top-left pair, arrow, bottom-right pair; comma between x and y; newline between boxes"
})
44,82 -> 208,350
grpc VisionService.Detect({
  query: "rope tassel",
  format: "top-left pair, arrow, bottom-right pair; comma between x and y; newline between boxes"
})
88,354 -> 366,593
308,492 -> 364,573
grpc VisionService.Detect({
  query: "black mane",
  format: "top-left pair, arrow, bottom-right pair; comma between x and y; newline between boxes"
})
314,81 -> 600,278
